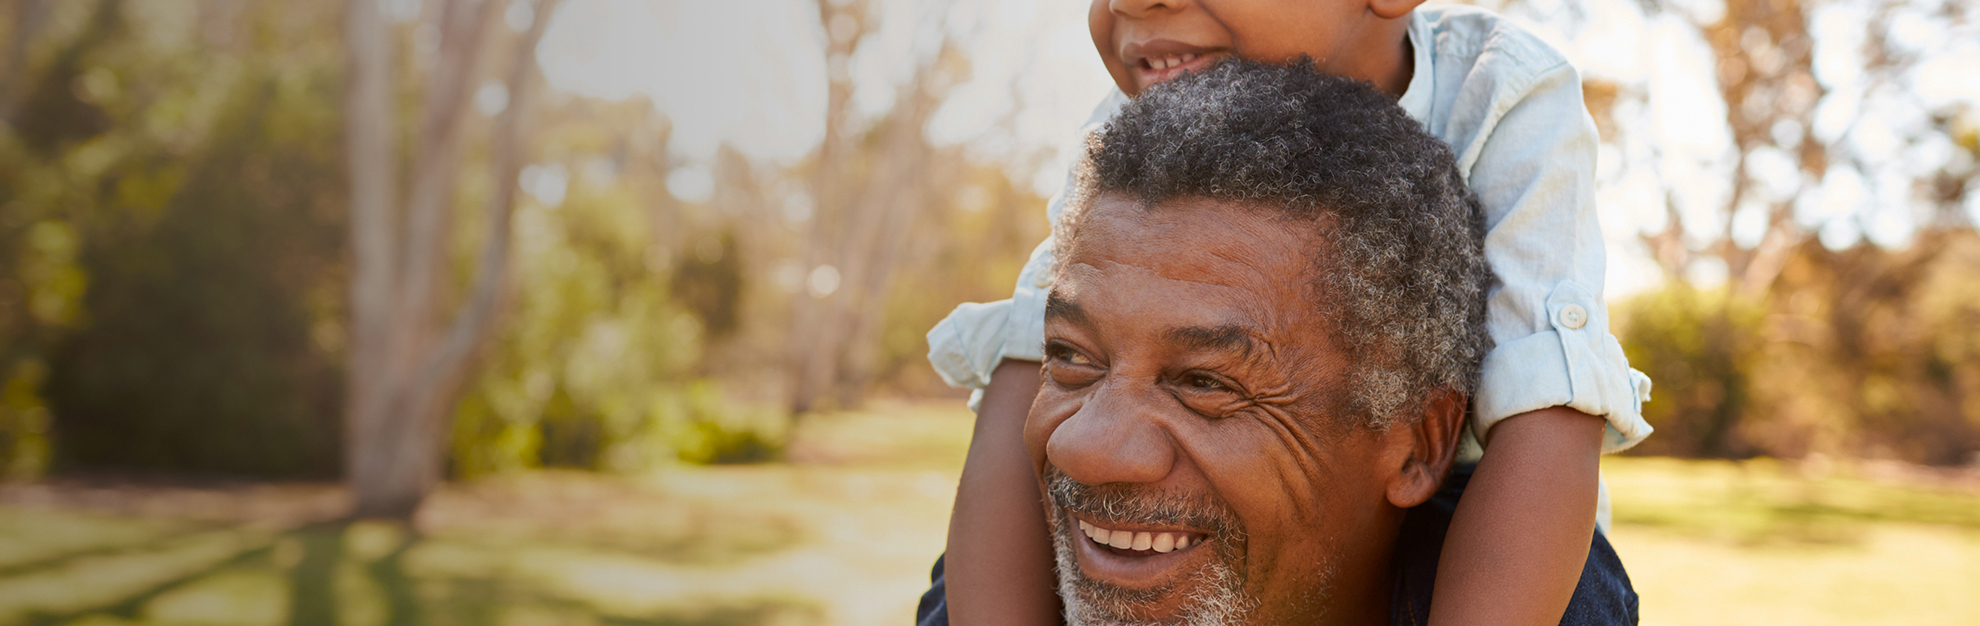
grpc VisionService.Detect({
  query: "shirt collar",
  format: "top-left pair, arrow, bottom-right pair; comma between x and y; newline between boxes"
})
1396,11 -> 1436,125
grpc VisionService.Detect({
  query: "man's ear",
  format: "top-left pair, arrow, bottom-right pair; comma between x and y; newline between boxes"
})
1383,389 -> 1465,509
1369,0 -> 1427,20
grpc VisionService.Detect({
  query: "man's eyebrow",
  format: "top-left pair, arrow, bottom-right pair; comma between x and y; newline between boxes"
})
1165,325 -> 1254,355
1044,291 -> 1089,326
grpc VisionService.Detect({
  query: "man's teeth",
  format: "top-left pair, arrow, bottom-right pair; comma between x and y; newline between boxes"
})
1148,53 -> 1199,70
1076,519 -> 1195,554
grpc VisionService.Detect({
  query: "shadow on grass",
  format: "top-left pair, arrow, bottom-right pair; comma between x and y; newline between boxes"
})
600,601 -> 825,626
286,522 -> 343,626
4,518 -> 823,626
460,515 -> 807,569
18,540 -> 276,626
0,524 -> 228,581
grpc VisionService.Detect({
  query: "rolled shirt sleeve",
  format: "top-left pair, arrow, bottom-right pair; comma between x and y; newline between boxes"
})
1448,47 -> 1652,453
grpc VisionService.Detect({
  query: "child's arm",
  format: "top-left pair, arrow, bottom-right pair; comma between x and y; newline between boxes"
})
1419,20 -> 1655,624
943,359 -> 1061,625
1428,406 -> 1604,626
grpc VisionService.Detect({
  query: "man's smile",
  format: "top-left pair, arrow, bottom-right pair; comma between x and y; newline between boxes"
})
1045,467 -> 1245,596
1067,508 -> 1224,590
1076,517 -> 1203,554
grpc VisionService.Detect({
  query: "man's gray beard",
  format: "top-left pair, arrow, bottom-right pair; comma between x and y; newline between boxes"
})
1045,469 -> 1259,626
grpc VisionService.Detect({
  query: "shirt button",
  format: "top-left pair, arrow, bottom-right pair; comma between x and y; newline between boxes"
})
1558,304 -> 1588,330
1032,272 -> 1054,289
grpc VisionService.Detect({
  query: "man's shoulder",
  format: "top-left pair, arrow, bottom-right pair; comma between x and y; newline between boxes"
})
1413,4 -> 1576,83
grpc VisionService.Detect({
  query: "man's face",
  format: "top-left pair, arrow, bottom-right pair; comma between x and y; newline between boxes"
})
1088,0 -> 1388,96
1027,195 -> 1413,625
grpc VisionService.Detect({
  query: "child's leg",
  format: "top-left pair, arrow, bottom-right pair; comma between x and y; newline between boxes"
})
1396,461 -> 1638,626
941,359 -> 1062,625
1561,528 -> 1640,625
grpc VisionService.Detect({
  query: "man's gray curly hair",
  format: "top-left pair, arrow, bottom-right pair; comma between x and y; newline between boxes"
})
1055,59 -> 1494,429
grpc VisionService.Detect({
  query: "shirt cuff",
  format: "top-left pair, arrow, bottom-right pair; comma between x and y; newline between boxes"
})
925,299 -> 1015,390
1472,282 -> 1655,453
998,238 -> 1057,364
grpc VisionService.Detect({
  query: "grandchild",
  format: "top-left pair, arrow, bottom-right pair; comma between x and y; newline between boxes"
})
926,0 -> 1653,624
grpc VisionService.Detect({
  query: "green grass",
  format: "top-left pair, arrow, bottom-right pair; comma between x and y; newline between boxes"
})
0,402 -> 1973,625
1600,456 -> 1980,625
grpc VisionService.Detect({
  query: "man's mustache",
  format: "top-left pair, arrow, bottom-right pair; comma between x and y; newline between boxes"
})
1043,466 -> 1243,540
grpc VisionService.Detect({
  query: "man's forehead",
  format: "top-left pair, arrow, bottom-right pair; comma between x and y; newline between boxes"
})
1046,288 -> 1262,353
1051,196 -> 1333,349
1073,194 -> 1318,263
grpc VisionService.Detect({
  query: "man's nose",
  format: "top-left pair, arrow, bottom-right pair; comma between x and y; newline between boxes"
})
1045,382 -> 1176,487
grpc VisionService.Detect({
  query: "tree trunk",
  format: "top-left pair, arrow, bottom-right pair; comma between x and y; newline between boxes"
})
343,0 -> 554,520
786,1 -> 956,418
343,0 -> 405,518
0,0 -> 51,121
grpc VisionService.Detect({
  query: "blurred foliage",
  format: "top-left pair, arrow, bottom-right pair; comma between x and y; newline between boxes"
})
0,0 -> 346,477
0,0 -> 1961,480
0,0 -> 850,479
1619,232 -> 1980,465
1618,283 -> 1769,458
446,99 -> 789,478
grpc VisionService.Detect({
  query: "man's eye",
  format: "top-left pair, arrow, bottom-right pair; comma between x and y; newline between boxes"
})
1184,374 -> 1225,390
1047,344 -> 1094,366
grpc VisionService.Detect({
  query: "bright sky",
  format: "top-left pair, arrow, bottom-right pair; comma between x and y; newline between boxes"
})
536,0 -> 1980,301
536,0 -> 1112,198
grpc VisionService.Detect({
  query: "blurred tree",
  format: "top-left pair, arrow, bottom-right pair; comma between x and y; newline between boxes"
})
780,0 -> 950,417
44,55 -> 348,477
1616,285 -> 1768,458
1578,0 -> 1979,464
786,0 -> 965,416
448,100 -> 764,476
342,0 -> 558,518
0,0 -> 349,477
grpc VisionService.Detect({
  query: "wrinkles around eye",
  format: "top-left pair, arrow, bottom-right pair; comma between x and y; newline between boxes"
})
1168,372 -> 1250,418
1045,341 -> 1104,387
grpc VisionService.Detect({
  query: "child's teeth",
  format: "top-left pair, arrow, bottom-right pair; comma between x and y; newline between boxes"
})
1181,53 -> 1196,63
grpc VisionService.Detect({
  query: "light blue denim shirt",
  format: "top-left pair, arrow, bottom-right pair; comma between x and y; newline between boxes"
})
926,6 -> 1654,523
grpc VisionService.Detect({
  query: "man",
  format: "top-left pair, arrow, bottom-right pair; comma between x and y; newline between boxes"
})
918,60 -> 1637,625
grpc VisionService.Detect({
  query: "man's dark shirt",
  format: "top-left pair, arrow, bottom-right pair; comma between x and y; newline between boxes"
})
916,465 -> 1640,625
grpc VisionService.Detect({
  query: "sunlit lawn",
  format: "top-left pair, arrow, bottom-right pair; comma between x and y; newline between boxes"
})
0,401 -> 1974,625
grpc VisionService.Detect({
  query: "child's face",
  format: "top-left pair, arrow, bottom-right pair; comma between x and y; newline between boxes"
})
1090,0 -> 1410,96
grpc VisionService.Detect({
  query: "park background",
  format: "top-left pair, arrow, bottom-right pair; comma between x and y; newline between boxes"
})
0,0 -> 1976,623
